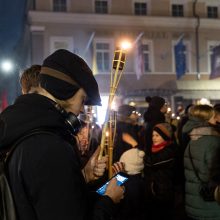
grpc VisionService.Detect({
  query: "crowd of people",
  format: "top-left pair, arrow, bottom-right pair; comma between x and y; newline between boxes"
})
1,48 -> 220,220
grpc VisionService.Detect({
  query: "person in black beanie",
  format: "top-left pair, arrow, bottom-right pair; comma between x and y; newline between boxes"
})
144,122 -> 179,220
143,96 -> 168,153
0,49 -> 124,220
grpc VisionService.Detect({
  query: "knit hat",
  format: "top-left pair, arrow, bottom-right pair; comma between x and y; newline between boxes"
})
149,96 -> 165,110
39,49 -> 101,106
119,148 -> 145,175
153,123 -> 172,141
118,104 -> 136,117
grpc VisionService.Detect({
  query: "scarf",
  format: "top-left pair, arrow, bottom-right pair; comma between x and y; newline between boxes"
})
151,140 -> 172,153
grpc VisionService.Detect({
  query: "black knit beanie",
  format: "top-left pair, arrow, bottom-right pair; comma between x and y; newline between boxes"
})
39,49 -> 101,106
149,96 -> 165,110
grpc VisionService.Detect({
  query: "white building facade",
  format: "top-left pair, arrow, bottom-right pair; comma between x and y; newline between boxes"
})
28,0 -> 220,115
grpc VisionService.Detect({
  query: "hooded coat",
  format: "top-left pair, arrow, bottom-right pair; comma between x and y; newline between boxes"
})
183,117 -> 220,220
0,94 -> 114,220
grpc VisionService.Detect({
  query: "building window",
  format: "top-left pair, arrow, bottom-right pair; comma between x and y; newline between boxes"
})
172,4 -> 184,17
142,44 -> 151,71
95,0 -> 108,14
53,0 -> 67,12
135,40 -> 153,78
96,42 -> 110,72
173,40 -> 191,76
208,42 -> 220,75
207,6 -> 218,18
134,2 -> 147,15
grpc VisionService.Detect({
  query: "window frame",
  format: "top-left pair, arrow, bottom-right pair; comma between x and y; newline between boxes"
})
141,39 -> 154,72
51,0 -> 70,12
93,38 -> 114,74
171,4 -> 184,17
207,6 -> 218,18
207,41 -> 220,74
133,0 -> 150,16
93,0 -> 111,14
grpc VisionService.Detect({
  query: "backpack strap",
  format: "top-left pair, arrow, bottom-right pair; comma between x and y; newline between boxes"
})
4,128 -> 57,163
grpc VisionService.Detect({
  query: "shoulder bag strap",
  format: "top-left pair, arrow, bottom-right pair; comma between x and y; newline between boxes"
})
188,143 -> 204,183
5,128 -> 57,163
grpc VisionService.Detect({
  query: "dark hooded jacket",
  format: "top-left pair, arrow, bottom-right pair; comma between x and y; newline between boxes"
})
0,93 -> 115,220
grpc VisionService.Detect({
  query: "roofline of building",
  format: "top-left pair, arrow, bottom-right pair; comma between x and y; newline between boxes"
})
28,11 -> 220,30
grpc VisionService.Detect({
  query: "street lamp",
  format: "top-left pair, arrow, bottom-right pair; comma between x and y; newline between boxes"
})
1,60 -> 14,74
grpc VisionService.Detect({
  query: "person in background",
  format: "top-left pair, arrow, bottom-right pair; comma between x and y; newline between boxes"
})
110,104 -> 145,220
19,64 -> 41,94
144,122 -> 179,220
177,104 -> 194,150
114,147 -> 145,220
0,49 -> 124,220
208,104 -> 220,206
143,96 -> 168,154
210,104 -> 220,127
76,118 -> 100,167
113,104 -> 143,162
183,104 -> 220,220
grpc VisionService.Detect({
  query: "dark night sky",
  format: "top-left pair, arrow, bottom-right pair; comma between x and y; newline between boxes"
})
0,0 -> 27,56
0,0 -> 28,103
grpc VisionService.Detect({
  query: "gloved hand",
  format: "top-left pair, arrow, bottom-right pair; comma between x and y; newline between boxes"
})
119,148 -> 145,175
112,161 -> 125,176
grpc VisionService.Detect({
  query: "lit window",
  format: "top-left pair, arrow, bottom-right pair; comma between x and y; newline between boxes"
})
96,43 -> 110,72
172,4 -> 184,17
207,6 -> 218,19
134,2 -> 147,15
142,44 -> 151,72
95,0 -> 108,14
53,0 -> 67,12
135,40 -> 153,77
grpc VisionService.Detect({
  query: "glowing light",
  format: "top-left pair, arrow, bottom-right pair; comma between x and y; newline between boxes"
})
177,116 -> 181,120
1,60 -> 13,73
167,107 -> 171,112
172,113 -> 175,117
120,40 -> 132,50
198,98 -> 210,105
96,96 -> 108,125
111,100 -> 117,111
129,102 -> 136,106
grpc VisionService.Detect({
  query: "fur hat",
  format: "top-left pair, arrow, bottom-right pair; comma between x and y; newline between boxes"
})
118,104 -> 136,117
153,123 -> 172,141
119,148 -> 145,175
149,96 -> 165,110
39,49 -> 101,106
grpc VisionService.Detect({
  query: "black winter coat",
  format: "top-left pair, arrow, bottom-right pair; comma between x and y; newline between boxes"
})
0,94 -> 115,220
144,142 -> 178,202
